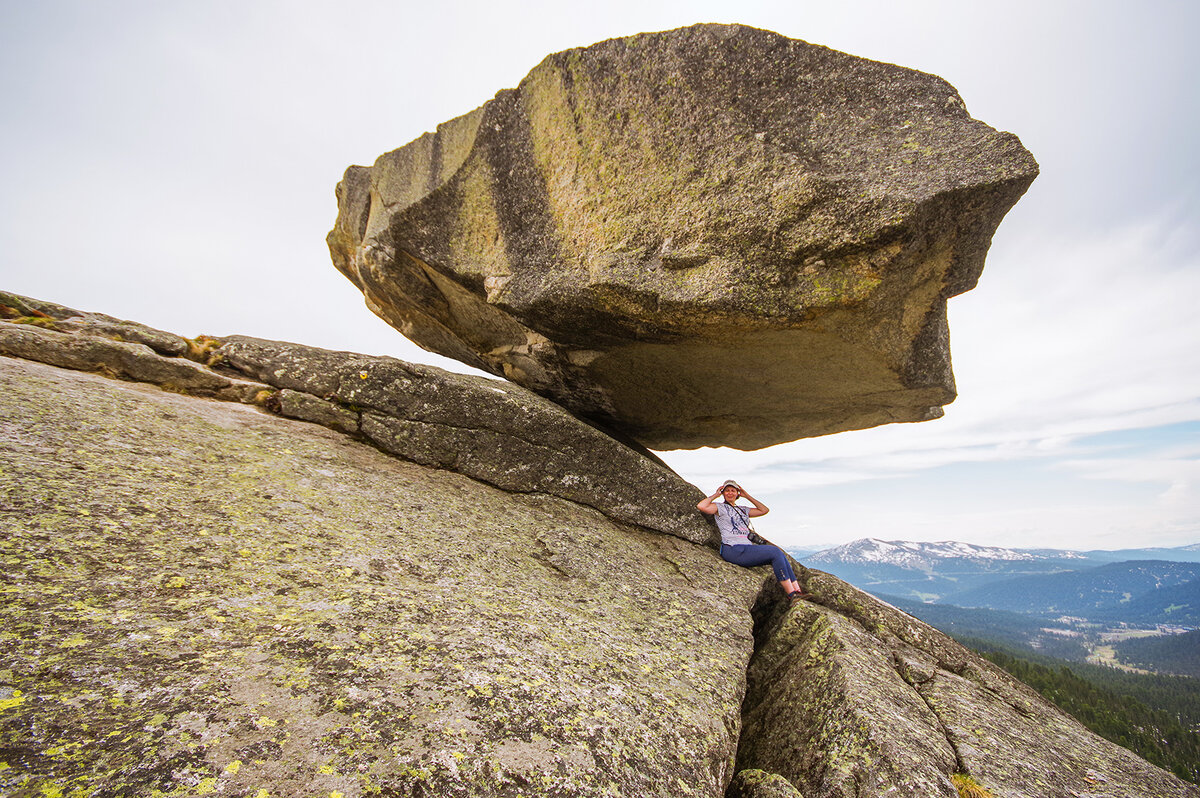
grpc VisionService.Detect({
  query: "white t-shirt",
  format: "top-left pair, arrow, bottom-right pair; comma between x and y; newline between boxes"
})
714,502 -> 753,546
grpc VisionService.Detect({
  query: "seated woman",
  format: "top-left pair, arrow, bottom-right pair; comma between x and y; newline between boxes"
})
698,479 -> 810,602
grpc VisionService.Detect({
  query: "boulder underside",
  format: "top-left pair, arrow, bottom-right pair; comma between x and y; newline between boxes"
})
328,23 -> 1039,449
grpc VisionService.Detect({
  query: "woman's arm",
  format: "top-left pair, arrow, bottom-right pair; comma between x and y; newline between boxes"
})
697,488 -> 723,515
740,489 -> 770,518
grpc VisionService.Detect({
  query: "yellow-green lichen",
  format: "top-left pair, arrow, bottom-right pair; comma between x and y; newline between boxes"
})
951,772 -> 995,798
0,357 -> 763,796
7,316 -> 61,330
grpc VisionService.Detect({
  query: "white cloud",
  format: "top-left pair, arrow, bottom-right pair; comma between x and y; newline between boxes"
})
1160,479 -> 1192,506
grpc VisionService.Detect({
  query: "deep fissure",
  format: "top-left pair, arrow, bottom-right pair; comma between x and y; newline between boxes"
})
726,578 -> 798,795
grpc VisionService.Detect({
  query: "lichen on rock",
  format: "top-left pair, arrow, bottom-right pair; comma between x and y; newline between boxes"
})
213,334 -> 716,545
732,570 -> 1200,797
0,292 -> 716,546
2,299 -> 1198,797
727,768 -> 805,798
0,356 -> 761,797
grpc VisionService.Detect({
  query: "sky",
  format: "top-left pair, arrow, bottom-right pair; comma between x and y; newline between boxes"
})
2,0 -> 1198,552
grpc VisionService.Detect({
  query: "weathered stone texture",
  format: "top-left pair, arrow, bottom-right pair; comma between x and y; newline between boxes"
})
736,570 -> 1200,797
0,293 -> 715,545
3,299 -> 1196,798
727,768 -> 806,798
737,598 -> 960,797
328,23 -> 1038,450
0,322 -> 269,403
214,335 -> 715,544
0,356 -> 760,797
0,289 -> 190,357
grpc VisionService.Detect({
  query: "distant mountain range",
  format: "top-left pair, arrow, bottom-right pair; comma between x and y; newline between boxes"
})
792,538 -> 1200,626
944,560 -> 1200,619
795,538 -> 1090,601
1071,543 -> 1200,563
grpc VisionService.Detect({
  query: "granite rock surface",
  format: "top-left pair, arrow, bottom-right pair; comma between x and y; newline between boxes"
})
735,571 -> 1200,797
0,356 -> 759,797
2,299 -> 1196,798
328,23 -> 1038,449
0,291 -> 714,545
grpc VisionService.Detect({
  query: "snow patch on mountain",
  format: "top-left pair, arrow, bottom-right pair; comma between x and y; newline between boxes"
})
809,538 -> 1039,569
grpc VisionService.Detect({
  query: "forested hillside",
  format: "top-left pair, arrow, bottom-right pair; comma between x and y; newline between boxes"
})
943,560 -> 1200,616
1114,629 -> 1200,678
1090,579 -> 1200,626
877,593 -> 1089,659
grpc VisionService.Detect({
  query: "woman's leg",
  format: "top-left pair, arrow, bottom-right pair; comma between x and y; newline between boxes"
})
722,545 -> 805,597
769,547 -> 797,584
769,550 -> 805,597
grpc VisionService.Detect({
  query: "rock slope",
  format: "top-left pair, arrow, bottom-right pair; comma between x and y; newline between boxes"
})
328,23 -> 1038,450
1,297 -> 1196,798
0,291 -> 712,545
0,356 -> 759,797
739,573 -> 1200,797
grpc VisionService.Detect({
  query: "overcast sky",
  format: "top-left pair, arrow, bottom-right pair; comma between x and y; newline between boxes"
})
2,0 -> 1197,552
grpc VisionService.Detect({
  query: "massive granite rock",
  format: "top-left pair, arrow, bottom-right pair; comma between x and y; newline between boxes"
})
0,356 -> 759,797
328,23 -> 1038,450
2,299 -> 1196,798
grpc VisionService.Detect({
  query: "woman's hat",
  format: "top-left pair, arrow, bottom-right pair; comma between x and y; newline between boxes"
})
721,479 -> 742,491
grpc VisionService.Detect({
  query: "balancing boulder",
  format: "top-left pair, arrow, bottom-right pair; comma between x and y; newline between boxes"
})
328,23 -> 1038,450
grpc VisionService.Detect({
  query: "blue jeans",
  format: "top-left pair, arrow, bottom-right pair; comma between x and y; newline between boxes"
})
720,544 -> 797,583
